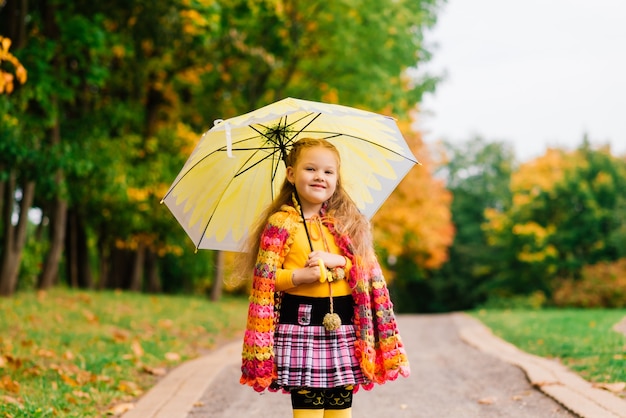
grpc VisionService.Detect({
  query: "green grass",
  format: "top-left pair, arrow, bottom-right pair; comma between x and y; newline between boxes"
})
472,309 -> 626,385
0,289 -> 249,417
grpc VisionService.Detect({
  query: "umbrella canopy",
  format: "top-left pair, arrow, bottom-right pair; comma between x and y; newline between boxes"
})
162,97 -> 418,251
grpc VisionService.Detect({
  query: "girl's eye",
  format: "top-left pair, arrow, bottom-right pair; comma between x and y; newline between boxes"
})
325,171 -> 334,175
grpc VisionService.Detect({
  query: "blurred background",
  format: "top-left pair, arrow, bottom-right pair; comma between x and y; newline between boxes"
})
1,0 -> 625,312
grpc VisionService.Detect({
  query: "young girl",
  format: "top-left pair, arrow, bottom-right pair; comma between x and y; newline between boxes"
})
240,137 -> 410,418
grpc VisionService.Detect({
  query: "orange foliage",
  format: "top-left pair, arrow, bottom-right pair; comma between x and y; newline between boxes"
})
553,258 -> 626,308
0,37 -> 27,95
372,117 -> 454,273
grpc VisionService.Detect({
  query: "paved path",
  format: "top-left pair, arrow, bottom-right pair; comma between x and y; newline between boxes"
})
123,313 -> 626,418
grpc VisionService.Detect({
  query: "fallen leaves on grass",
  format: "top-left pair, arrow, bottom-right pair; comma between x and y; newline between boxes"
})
83,309 -> 99,323
131,339 -> 144,358
111,327 -> 131,342
0,289 -> 249,417
1,394 -> 23,407
106,402 -> 135,415
118,380 -> 142,396
0,375 -> 20,393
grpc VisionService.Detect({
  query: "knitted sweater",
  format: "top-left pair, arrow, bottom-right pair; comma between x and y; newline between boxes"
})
240,204 -> 410,392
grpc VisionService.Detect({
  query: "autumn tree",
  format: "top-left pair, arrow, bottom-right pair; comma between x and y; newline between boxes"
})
387,136 -> 515,312
0,34 -> 29,296
483,141 -> 626,299
372,118 -> 454,312
1,0 -> 445,296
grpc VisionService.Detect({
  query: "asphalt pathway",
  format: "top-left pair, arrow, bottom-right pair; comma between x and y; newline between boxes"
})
124,313 -> 626,418
188,314 -> 574,417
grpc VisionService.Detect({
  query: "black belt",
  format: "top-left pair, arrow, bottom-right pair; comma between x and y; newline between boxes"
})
279,293 -> 354,326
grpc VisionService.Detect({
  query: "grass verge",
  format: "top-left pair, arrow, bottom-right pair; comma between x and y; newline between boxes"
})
0,288 -> 249,417
472,309 -> 626,390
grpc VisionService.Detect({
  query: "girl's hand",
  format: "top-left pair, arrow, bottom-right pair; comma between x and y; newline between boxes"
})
292,265 -> 322,285
304,251 -> 346,269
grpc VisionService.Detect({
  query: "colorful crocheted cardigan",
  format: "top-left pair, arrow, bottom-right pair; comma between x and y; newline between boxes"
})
240,204 -> 410,392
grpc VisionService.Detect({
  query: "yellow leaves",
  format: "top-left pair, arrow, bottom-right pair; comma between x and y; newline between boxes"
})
117,380 -> 142,396
176,122 -> 201,157
180,9 -> 210,36
111,45 -> 126,59
0,36 -> 27,95
517,245 -> 558,264
126,187 -> 150,202
511,148 -> 580,195
512,222 -> 553,242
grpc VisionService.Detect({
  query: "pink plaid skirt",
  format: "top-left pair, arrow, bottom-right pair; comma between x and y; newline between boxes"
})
274,319 -> 367,389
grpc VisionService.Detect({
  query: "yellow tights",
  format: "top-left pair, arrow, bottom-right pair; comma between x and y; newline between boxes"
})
292,409 -> 352,418
323,409 -> 352,418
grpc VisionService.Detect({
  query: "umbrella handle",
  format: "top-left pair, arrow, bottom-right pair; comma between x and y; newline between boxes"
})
213,119 -> 233,158
294,191 -> 314,251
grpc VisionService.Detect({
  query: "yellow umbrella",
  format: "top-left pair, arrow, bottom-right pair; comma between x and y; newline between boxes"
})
162,97 -> 418,251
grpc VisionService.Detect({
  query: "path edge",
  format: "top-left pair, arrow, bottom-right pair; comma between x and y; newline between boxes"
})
454,312 -> 626,418
121,340 -> 241,418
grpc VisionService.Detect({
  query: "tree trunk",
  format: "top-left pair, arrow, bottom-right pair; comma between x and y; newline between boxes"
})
38,111 -> 67,290
129,239 -> 145,291
76,217 -> 93,289
145,249 -> 161,293
0,171 -> 35,296
61,208 -> 79,288
97,235 -> 111,289
38,198 -> 67,289
65,208 -> 93,289
109,246 -> 132,289
0,0 -> 28,48
0,168 -> 4,229
210,250 -> 225,301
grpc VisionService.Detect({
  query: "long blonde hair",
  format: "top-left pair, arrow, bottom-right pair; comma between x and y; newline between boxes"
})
239,137 -> 374,276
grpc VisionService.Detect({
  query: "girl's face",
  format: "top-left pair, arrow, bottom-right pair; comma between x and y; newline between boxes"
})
287,146 -> 338,216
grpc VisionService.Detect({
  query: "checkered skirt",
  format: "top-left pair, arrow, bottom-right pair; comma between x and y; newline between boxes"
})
274,322 -> 367,389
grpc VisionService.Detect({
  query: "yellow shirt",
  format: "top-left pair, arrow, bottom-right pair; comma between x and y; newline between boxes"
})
275,220 -> 352,297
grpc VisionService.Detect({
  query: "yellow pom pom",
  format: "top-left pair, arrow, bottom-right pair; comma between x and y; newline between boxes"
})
323,313 -> 341,331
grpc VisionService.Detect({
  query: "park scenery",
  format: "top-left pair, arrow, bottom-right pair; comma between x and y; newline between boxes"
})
1,1 -> 625,417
